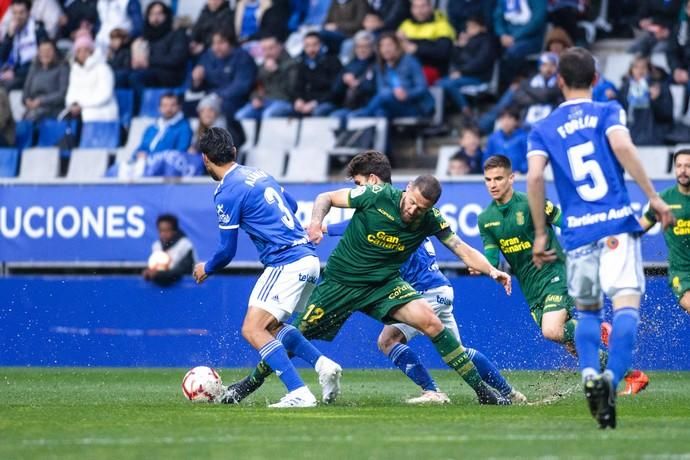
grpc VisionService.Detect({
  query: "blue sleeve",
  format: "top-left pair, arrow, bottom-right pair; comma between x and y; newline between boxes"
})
485,133 -> 497,157
127,0 -> 144,38
134,126 -> 155,157
603,101 -> 628,135
526,126 -> 549,159
327,219 -> 351,236
282,188 -> 298,213
174,122 -> 193,152
405,57 -> 430,100
205,190 -> 243,274
204,228 -> 238,274
217,52 -> 258,101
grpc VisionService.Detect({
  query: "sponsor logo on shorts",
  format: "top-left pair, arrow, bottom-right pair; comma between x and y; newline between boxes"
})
606,237 -> 619,250
388,284 -> 415,300
298,273 -> 318,284
436,295 -> 452,306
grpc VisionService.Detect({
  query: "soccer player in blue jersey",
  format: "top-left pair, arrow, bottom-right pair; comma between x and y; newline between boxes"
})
526,47 -> 675,428
325,151 -> 526,405
192,127 -> 342,408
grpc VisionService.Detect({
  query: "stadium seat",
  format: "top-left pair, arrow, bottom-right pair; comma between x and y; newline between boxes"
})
284,147 -> 328,181
240,119 -> 257,147
36,119 -> 71,147
79,122 -> 121,149
116,89 -> 134,128
139,88 -> 183,117
603,53 -> 634,89
346,117 -> 387,153
459,62 -> 500,98
255,118 -> 299,149
15,120 -> 34,149
66,148 -> 110,180
434,145 -> 458,178
296,117 -> 340,149
0,148 -> 20,177
122,116 -> 154,155
9,89 -> 25,121
18,147 -> 60,179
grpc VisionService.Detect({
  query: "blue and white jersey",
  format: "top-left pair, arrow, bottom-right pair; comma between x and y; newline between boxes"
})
400,238 -> 451,292
205,164 -> 315,273
527,98 -> 642,250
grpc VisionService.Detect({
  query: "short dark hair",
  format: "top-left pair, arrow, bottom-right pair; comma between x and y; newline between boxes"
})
411,175 -> 442,203
213,28 -> 236,46
499,106 -> 520,120
346,150 -> 392,184
461,125 -> 480,138
304,31 -> 321,42
160,92 -> 179,104
558,47 -> 596,89
199,127 -> 237,165
156,213 -> 179,230
673,148 -> 690,163
483,154 -> 512,171
12,0 -> 31,10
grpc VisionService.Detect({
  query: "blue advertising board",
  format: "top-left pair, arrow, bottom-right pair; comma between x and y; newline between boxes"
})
0,180 -> 675,264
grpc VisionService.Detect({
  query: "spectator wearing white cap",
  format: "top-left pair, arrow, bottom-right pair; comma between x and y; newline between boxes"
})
190,93 -> 226,152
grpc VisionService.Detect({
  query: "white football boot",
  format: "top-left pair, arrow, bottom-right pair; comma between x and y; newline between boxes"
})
268,386 -> 317,408
509,388 -> 528,404
316,356 -> 342,404
406,390 -> 451,405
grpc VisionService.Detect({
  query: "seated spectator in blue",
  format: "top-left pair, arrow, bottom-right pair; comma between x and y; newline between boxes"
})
484,107 -> 528,173
618,54 -> 673,146
328,30 -> 377,122
190,93 -> 226,152
437,15 -> 497,116
0,0 -> 47,90
107,27 -> 131,88
592,58 -> 618,102
128,1 -> 188,92
235,35 -> 296,120
352,32 -> 433,119
451,125 -> 483,174
143,214 -> 197,286
320,0 -> 369,56
292,31 -> 342,116
191,29 -> 257,121
234,0 -> 290,43
493,0 -> 546,88
22,39 -> 69,121
132,93 -> 192,160
189,0 -> 235,57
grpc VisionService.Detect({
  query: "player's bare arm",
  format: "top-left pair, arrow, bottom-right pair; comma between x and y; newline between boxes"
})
527,155 -> 557,268
308,188 -> 351,244
608,129 -> 675,230
193,263 -> 208,284
439,231 -> 512,295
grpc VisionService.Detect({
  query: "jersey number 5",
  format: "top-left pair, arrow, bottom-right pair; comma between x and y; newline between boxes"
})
566,141 -> 609,202
264,187 -> 295,229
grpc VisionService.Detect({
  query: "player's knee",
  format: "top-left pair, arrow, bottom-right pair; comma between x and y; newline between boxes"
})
417,311 -> 444,337
541,324 -> 564,342
377,327 -> 405,354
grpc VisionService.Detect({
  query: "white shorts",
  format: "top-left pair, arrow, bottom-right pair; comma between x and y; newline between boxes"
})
248,255 -> 320,323
390,285 -> 460,341
566,232 -> 645,306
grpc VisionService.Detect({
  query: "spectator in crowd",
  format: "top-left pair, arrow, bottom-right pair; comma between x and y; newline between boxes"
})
107,27 -> 130,88
450,125 -> 483,174
320,0 -> 368,57
667,0 -> 690,91
58,0 -> 99,39
0,85 -> 15,146
630,0 -> 681,55
328,30 -> 376,121
351,31 -> 433,119
0,0 -> 62,39
189,0 -> 234,57
95,0 -> 143,50
547,0 -> 588,47
131,92 -> 192,159
190,92 -> 226,152
493,0 -> 547,88
0,0 -> 48,90
235,34 -> 295,119
234,0 -> 290,43
447,151 -> 472,176
397,0 -> 455,83
592,58 -> 618,102
484,106 -> 528,173
618,54 -> 673,145
22,39 -> 68,120
128,1 -> 188,92
511,51 -> 560,126
64,32 -> 118,121
143,214 -> 197,286
437,15 -> 497,116
191,29 -> 257,121
446,0 -> 494,34
292,31 -> 342,116
543,25 -> 573,56
366,0 -> 410,32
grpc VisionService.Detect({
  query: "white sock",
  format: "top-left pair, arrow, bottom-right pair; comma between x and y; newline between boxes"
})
582,367 -> 598,383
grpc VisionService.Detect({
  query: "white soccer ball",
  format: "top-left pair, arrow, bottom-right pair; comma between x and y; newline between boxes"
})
181,366 -> 223,403
148,250 -> 171,270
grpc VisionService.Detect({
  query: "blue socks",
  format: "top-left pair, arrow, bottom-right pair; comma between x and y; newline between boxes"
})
606,308 -> 640,387
466,348 -> 513,397
276,324 -> 323,367
259,340 -> 304,392
575,309 -> 602,379
388,343 -> 438,392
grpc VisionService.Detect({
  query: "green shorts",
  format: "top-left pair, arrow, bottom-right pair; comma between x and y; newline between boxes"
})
670,271 -> 690,301
292,274 -> 422,341
529,286 -> 575,328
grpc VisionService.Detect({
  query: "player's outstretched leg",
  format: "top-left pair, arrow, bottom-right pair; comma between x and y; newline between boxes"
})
221,361 -> 272,404
466,348 -> 526,404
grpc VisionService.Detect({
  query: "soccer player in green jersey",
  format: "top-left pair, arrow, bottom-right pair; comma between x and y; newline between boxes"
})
478,155 -> 650,395
639,149 -> 690,314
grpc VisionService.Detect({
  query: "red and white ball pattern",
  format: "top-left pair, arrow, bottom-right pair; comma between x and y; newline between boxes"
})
181,366 -> 223,402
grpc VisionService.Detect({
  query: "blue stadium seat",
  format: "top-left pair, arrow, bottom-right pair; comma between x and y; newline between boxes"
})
116,89 -> 134,128
37,119 -> 70,147
140,88 -> 183,117
79,122 -> 121,148
15,120 -> 34,149
0,148 -> 20,177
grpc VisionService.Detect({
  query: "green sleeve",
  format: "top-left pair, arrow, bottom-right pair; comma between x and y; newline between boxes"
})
478,217 -> 500,268
426,208 -> 452,236
346,185 -> 379,209
545,199 -> 563,227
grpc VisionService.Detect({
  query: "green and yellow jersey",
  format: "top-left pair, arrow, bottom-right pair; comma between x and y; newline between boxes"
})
324,183 -> 451,287
478,191 -> 566,307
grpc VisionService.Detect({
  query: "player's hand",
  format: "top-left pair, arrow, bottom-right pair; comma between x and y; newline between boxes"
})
307,222 -> 324,245
490,268 -> 512,295
193,263 -> 208,284
532,233 -> 557,269
649,195 -> 676,230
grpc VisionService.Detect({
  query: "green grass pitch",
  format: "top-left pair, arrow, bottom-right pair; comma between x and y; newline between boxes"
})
1,368 -> 689,459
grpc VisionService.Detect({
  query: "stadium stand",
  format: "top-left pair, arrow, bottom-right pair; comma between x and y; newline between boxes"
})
18,147 -> 59,179
0,147 -> 19,177
66,148 -> 111,180
79,122 -> 121,149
